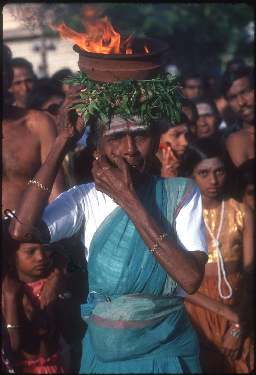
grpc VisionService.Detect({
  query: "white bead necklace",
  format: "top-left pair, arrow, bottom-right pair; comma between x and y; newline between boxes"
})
204,200 -> 233,299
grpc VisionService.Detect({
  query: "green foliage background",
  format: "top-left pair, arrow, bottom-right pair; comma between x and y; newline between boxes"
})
45,3 -> 254,75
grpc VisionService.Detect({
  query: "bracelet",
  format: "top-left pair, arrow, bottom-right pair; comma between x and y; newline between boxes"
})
6,323 -> 20,329
150,232 -> 168,254
28,179 -> 50,193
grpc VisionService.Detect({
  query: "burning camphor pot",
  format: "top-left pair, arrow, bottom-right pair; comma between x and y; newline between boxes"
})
52,7 -> 181,128
52,11 -> 169,82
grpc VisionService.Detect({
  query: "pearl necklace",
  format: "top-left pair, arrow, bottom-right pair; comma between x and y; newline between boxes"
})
204,200 -> 233,299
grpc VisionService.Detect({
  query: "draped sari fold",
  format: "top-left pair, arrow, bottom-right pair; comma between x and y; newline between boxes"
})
80,176 -> 201,373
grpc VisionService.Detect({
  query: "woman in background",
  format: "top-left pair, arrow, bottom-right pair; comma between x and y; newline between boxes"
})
181,138 -> 254,373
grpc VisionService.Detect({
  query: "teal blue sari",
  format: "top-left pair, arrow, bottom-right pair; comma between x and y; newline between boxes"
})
80,176 -> 201,373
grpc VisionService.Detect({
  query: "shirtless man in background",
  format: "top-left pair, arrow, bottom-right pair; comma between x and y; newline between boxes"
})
222,66 -> 254,167
2,45 -> 66,216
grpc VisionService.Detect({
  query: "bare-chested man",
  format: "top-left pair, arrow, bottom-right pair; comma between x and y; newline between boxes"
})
222,66 -> 254,167
2,45 -> 66,216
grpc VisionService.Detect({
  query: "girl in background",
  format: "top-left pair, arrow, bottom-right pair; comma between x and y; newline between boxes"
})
1,223 -> 71,374
181,138 -> 254,373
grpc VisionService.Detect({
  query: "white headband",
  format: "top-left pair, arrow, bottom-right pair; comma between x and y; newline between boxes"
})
103,115 -> 148,136
196,103 -> 214,116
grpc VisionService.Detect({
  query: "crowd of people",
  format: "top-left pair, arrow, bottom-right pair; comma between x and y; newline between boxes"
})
2,41 -> 254,374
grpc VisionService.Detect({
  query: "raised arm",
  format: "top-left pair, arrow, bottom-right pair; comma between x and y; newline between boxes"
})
31,110 -> 67,201
9,107 -> 85,243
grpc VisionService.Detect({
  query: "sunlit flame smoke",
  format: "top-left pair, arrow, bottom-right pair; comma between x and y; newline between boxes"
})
51,6 -> 150,55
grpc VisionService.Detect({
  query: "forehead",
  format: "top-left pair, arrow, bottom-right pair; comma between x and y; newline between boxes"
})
165,124 -> 188,134
195,157 -> 224,170
102,129 -> 151,142
18,242 -> 41,252
227,76 -> 251,97
185,78 -> 201,86
12,67 -> 33,81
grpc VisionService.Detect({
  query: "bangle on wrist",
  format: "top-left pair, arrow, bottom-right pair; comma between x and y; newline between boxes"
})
28,179 -> 50,193
6,323 -> 21,329
150,232 -> 168,254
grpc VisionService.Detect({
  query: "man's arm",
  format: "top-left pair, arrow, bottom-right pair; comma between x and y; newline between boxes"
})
225,132 -> 246,167
9,107 -> 85,243
30,111 -> 67,201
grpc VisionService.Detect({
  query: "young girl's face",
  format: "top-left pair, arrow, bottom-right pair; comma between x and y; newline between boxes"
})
15,243 -> 52,282
159,124 -> 189,157
192,157 -> 226,199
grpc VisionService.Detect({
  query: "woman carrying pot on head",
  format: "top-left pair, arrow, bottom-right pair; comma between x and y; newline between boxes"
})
8,73 -> 208,374
180,138 -> 254,373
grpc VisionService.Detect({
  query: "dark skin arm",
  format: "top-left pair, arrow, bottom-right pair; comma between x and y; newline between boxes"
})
92,155 -> 207,294
2,274 -> 23,352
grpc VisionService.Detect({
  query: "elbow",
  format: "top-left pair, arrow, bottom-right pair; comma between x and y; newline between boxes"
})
9,222 -> 27,242
182,271 -> 204,295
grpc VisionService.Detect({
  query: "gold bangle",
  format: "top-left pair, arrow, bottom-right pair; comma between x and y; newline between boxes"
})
150,232 -> 168,254
28,179 -> 50,193
6,323 -> 20,329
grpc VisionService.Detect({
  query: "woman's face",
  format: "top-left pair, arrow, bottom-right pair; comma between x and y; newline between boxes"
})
196,114 -> 217,138
160,124 -> 189,157
192,157 -> 226,199
99,128 -> 156,176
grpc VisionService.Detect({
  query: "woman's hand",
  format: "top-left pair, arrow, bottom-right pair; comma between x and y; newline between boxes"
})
220,323 -> 243,360
92,155 -> 136,207
160,144 -> 180,178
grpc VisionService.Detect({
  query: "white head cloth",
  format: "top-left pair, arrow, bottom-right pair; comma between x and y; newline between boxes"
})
103,115 -> 148,136
196,103 -> 214,116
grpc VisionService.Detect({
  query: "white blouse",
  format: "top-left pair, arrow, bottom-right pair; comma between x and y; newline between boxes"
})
42,182 -> 208,297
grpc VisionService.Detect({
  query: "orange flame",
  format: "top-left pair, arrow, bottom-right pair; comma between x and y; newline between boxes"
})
51,12 -> 149,55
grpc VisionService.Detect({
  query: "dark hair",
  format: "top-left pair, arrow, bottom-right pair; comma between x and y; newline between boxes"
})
180,136 -> 233,178
3,45 -> 13,101
51,68 -> 73,91
3,44 -> 12,67
27,79 -> 64,112
11,57 -> 35,76
155,112 -> 191,135
180,97 -> 198,124
180,72 -> 202,87
221,65 -> 254,97
226,58 -> 246,73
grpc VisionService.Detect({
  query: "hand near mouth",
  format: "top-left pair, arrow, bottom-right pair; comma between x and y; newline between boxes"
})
92,155 -> 137,207
160,144 -> 180,178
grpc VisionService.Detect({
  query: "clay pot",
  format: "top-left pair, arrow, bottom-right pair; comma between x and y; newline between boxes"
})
73,37 -> 169,82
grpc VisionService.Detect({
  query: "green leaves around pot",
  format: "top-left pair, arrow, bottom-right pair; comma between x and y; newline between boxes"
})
64,72 -> 182,128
